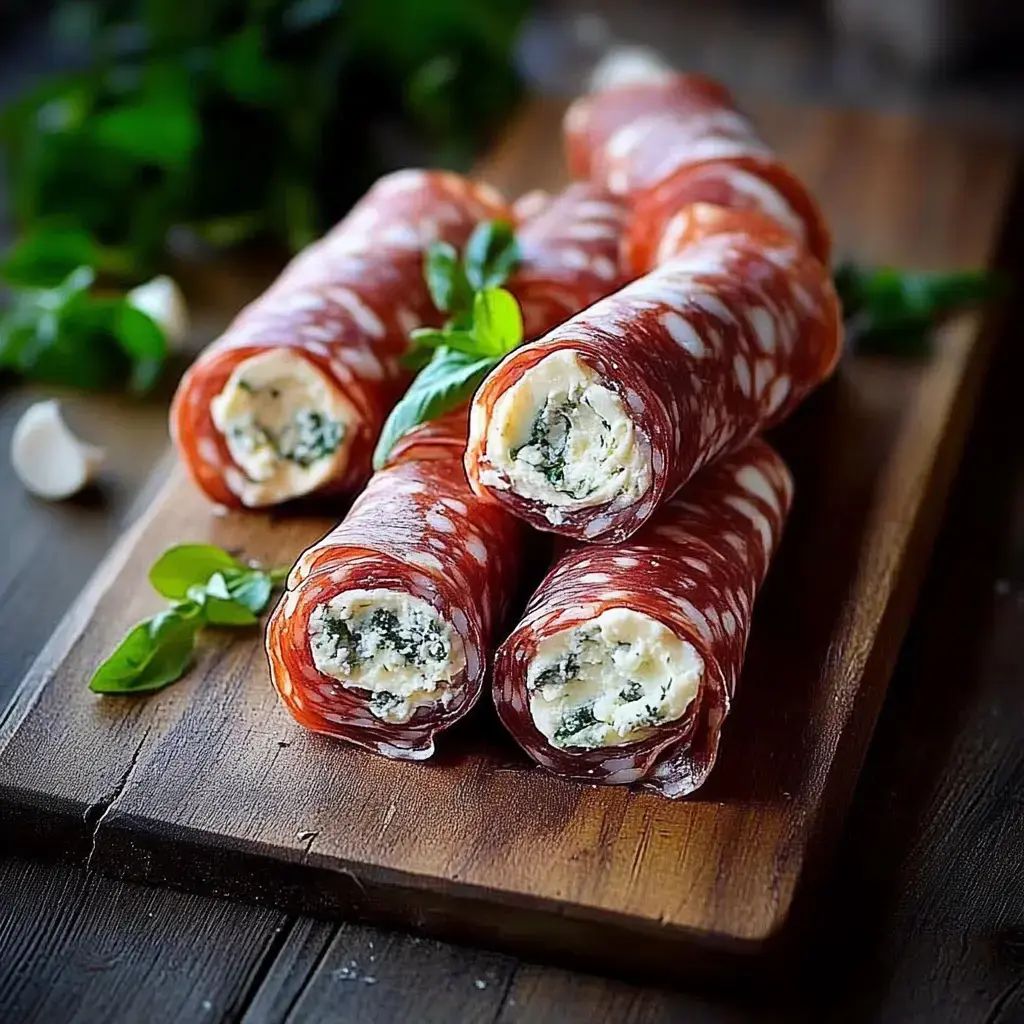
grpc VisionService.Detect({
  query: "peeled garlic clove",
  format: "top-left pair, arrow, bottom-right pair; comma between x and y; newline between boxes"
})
11,400 -> 105,501
588,45 -> 675,92
127,275 -> 190,350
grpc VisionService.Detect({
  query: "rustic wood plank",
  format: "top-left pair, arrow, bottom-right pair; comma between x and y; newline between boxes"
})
495,963 -> 786,1023
0,855 -> 288,1024
237,917 -> 338,1024
0,100 -> 1016,981
795,257 -> 1024,1022
274,924 -> 518,1024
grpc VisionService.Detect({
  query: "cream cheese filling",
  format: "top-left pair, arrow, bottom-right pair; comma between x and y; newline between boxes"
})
479,350 -> 651,522
211,349 -> 354,507
308,589 -> 466,724
527,607 -> 703,749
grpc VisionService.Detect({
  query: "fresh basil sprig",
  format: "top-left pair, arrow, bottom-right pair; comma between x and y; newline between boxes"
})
373,219 -> 523,468
0,261 -> 169,393
89,544 -> 289,695
835,260 -> 1003,356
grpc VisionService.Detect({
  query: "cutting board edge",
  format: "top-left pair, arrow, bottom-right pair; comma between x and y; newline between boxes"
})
81,804 -> 788,985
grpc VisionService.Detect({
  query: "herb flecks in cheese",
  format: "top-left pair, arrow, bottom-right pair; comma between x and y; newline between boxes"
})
211,349 -> 353,506
308,589 -> 466,723
480,350 -> 651,515
527,608 -> 703,749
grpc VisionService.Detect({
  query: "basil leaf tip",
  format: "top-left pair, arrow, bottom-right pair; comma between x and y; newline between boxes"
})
91,543 -> 290,696
373,348 -> 496,470
473,287 -> 523,356
835,260 -> 1003,356
148,543 -> 244,599
0,264 -> 171,393
464,219 -> 519,291
378,219 -> 524,461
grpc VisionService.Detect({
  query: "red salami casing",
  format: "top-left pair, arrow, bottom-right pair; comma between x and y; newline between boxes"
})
563,74 -> 830,269
465,204 -> 840,544
170,170 -> 508,508
265,409 -> 530,759
563,74 -> 740,188
265,183 -> 628,758
623,160 -> 830,275
494,438 -> 793,798
510,181 -> 627,337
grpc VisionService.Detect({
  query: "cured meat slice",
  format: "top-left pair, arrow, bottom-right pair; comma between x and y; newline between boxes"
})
510,182 -> 627,338
623,160 -> 830,276
266,409 -> 529,760
170,170 -> 507,509
464,203 -> 840,544
265,183 -> 628,758
563,74 -> 830,268
493,438 -> 793,798
563,73 -> 740,188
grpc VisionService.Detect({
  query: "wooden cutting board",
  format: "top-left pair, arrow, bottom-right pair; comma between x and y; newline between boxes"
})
0,99 -> 1017,982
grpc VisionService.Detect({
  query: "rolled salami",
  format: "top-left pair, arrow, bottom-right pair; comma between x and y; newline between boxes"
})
265,183 -> 628,758
266,409 -> 530,760
563,73 -> 830,271
510,182 -> 627,337
171,170 -> 507,509
465,203 -> 840,543
494,438 -> 793,798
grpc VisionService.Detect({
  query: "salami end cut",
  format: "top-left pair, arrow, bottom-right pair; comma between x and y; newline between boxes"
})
494,438 -> 793,798
265,410 -> 528,760
465,204 -> 840,543
171,170 -> 507,509
563,73 -> 831,270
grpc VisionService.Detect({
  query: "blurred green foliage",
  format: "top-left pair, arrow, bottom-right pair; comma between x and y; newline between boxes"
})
0,0 -> 529,388
2,0 -> 528,271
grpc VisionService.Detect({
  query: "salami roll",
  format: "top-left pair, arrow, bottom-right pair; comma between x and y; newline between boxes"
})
494,438 -> 792,798
266,409 -> 529,760
464,203 -> 840,544
265,184 -> 628,758
171,170 -> 507,509
563,74 -> 830,270
510,182 -> 627,337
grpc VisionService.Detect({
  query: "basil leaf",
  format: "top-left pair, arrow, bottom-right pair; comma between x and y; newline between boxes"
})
373,348 -> 496,469
223,569 -> 274,615
113,304 -> 168,393
218,27 -> 289,108
183,570 -> 264,625
202,595 -> 260,627
407,327 -> 451,351
92,99 -> 200,170
0,226 -> 97,288
149,544 -> 244,600
0,266 -> 168,392
199,571 -> 263,626
424,241 -> 472,315
835,261 -> 1003,356
401,345 -> 437,371
409,325 -> 485,358
464,220 -> 519,290
49,265 -> 96,307
473,287 -> 523,356
89,606 -> 200,694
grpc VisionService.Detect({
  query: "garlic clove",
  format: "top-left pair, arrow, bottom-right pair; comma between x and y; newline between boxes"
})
588,45 -> 675,93
126,275 -> 190,351
11,400 -> 106,501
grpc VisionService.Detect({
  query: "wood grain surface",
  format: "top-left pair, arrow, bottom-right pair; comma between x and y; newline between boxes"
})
0,855 -> 288,1023
0,100 -> 1017,981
